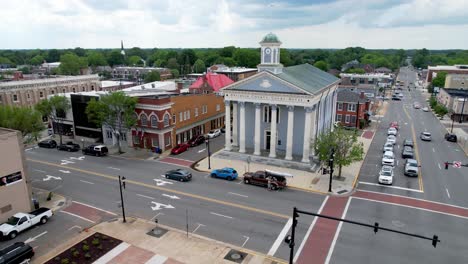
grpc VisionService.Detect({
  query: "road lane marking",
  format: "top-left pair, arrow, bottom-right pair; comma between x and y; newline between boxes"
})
27,158 -> 290,219
403,107 -> 424,192
34,169 -> 46,173
241,236 -> 250,247
72,201 -> 118,216
192,223 -> 205,234
210,212 -> 233,219
43,175 -> 62,181
294,196 -> 329,263
151,202 -> 175,211
228,192 -> 248,198
162,194 -> 180,199
446,188 -> 451,199
137,194 -> 155,200
198,148 -> 206,153
396,160 -> 399,166
107,167 -> 121,171
150,212 -> 164,222
438,163 -> 441,170
268,218 -> 293,256
359,181 -> 423,193
59,170 -> 71,173
68,225 -> 82,231
60,211 -> 96,223
432,148 -> 435,153
325,198 -> 352,264
80,180 -> 94,185
24,231 -> 48,244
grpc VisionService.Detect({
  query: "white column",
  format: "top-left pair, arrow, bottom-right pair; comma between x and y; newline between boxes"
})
225,101 -> 232,151
269,105 -> 277,158
310,105 -> 317,156
239,102 -> 246,153
285,106 -> 294,160
254,103 -> 261,155
232,102 -> 238,146
302,107 -> 313,163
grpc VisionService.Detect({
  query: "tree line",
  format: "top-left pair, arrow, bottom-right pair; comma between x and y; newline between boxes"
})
0,46 -> 413,77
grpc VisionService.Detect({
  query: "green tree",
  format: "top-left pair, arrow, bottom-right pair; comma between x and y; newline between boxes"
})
179,49 -> 197,66
107,50 -> 124,67
36,96 -> 71,144
166,58 -> 179,70
46,49 -> 61,62
127,55 -> 143,66
233,49 -> 260,68
171,69 -> 180,78
87,51 -> 107,67
30,55 -> 45,65
73,47 -> 86,57
193,59 -> 205,73
85,92 -> 137,153
0,57 -> 13,65
58,53 -> 88,75
431,71 -> 447,88
345,68 -> 366,74
314,127 -> 364,178
144,71 -> 161,83
0,105 -> 44,142
220,46 -> 236,57
313,60 -> 329,71
280,49 -> 294,66
19,66 -> 31,74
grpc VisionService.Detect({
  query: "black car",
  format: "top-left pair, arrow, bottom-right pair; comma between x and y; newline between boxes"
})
57,141 -> 80,152
391,96 -> 401,101
187,135 -> 206,147
38,139 -> 57,148
164,169 -> 192,182
82,145 -> 109,156
403,139 -> 414,148
0,242 -> 34,264
445,133 -> 457,142
402,146 -> 414,159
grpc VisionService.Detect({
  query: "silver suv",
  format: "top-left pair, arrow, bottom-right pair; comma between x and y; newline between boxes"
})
404,159 -> 419,177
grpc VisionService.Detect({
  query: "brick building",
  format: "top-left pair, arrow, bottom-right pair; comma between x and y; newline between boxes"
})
339,73 -> 394,88
335,90 -> 370,128
112,66 -> 172,81
426,65 -> 468,84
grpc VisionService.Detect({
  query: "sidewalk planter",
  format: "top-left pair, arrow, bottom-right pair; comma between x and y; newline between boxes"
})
45,232 -> 121,264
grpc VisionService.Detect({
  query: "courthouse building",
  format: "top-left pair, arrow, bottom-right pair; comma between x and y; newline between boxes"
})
222,33 -> 339,163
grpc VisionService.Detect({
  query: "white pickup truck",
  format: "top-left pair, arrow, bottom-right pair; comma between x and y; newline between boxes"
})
0,208 -> 53,239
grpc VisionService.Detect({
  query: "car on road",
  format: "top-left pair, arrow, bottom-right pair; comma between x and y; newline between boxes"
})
243,170 -> 288,190
403,139 -> 414,148
0,208 -> 52,239
391,95 -> 401,101
56,141 -> 80,152
82,144 -> 108,156
445,133 -> 457,142
404,159 -> 419,177
164,169 -> 192,182
206,129 -> 221,139
386,135 -> 397,145
220,126 -> 226,133
382,151 -> 395,167
387,127 -> 398,136
171,143 -> 190,155
38,139 -> 57,148
422,107 -> 429,112
378,165 -> 394,185
210,167 -> 238,181
0,242 -> 35,264
187,135 -> 206,147
383,142 -> 393,153
420,132 -> 432,141
389,121 -> 399,130
402,146 -> 414,159
413,103 -> 421,109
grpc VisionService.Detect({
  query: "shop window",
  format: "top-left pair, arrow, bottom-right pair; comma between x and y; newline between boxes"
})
141,114 -> 148,126
164,114 -> 170,127
151,115 -> 157,127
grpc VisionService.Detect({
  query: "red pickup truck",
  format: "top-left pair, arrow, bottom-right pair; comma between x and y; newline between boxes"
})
243,170 -> 288,190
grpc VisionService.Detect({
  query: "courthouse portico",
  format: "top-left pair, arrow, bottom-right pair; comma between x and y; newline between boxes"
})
222,33 -> 339,164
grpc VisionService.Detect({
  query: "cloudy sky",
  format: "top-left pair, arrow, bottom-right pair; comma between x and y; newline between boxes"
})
1,0 -> 467,50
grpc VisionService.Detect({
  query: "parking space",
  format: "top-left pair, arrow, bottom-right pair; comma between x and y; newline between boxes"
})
169,133 -> 225,163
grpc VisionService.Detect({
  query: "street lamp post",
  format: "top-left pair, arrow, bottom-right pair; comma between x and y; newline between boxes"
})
328,148 -> 335,193
206,138 -> 211,169
459,97 -> 467,124
118,175 -> 127,223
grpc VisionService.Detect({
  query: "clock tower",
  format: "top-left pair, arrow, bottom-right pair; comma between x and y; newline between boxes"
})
258,32 -> 283,74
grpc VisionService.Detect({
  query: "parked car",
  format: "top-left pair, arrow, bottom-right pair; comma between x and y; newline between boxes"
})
389,121 -> 399,130
420,132 -> 432,141
187,135 -> 206,147
220,126 -> 226,133
57,141 -> 80,152
243,170 -> 288,190
383,142 -> 393,153
0,242 -> 34,264
413,103 -> 421,109
403,139 -> 414,148
0,208 -> 53,239
38,139 -> 57,148
164,169 -> 192,182
422,107 -> 429,112
387,127 -> 398,136
386,135 -> 397,145
382,151 -> 395,166
378,165 -> 394,185
82,144 -> 108,156
206,129 -> 221,139
402,146 -> 414,159
391,95 -> 401,101
171,143 -> 190,155
404,159 -> 419,177
445,133 -> 457,142
210,167 -> 238,181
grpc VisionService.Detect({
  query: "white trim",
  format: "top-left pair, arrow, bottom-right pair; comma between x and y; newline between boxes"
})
358,182 -> 423,193
345,115 -> 350,123
136,103 -> 173,111
268,218 -> 293,256
145,255 -> 168,264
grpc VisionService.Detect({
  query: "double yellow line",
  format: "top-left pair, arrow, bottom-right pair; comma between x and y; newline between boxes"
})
402,107 -> 424,192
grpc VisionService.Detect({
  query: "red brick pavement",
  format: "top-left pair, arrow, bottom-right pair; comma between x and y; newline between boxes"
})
109,245 -> 154,264
361,130 -> 374,139
62,202 -> 116,223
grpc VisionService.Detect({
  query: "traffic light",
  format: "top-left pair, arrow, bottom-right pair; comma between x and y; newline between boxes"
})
432,235 -> 439,248
444,162 -> 449,170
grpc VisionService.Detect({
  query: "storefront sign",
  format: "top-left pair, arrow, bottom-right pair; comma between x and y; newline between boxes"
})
0,171 -> 22,187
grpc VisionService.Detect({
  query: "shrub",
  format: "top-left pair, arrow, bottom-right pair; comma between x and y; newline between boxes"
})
97,245 -> 103,251
92,238 -> 100,246
94,234 -> 100,238
82,240 -> 88,244
102,235 -> 108,240
70,248 -> 76,252
72,251 -> 80,258
61,259 -> 69,264
85,253 -> 91,259
47,192 -> 53,201
54,257 -> 61,261
72,262 -> 77,264
82,245 -> 89,251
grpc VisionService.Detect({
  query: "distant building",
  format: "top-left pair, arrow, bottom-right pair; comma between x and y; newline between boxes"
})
426,65 -> 468,84
375,67 -> 392,74
341,60 -> 360,72
437,88 -> 468,122
0,75 -> 100,107
335,90 -> 370,128
208,65 -> 257,82
189,72 -> 234,94
339,73 -> 394,88
444,74 -> 468,89
0,127 -> 33,223
101,80 -> 135,91
327,69 -> 340,77
112,66 -> 172,81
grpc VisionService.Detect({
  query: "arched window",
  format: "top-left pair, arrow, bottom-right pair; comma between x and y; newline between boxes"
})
151,115 -> 157,127
141,114 -> 148,126
163,114 -> 170,127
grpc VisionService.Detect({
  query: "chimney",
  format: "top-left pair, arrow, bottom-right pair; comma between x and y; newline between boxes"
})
176,82 -> 183,94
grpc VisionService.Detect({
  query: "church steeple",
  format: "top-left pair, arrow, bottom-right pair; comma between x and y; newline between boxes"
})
257,33 -> 283,74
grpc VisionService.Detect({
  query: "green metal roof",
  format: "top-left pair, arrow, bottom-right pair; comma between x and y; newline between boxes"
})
260,33 -> 280,43
277,64 -> 339,94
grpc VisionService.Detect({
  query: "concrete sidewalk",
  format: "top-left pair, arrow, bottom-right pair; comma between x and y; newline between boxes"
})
35,217 -> 286,264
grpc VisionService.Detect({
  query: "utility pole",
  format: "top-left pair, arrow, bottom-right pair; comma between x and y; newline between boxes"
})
206,138 -> 211,169
459,96 -> 466,124
328,148 -> 335,193
119,175 -> 127,223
